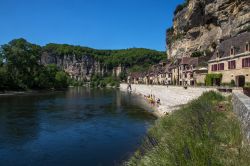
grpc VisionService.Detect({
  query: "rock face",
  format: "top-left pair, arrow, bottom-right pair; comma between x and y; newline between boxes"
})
167,0 -> 250,58
40,52 -> 108,81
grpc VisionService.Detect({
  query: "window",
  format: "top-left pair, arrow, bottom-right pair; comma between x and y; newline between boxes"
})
190,74 -> 193,78
242,58 -> 250,68
218,63 -> 224,71
211,64 -> 218,71
246,43 -> 249,52
230,47 -> 235,56
228,60 -> 236,70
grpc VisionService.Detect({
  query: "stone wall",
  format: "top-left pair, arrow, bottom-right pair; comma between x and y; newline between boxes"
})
232,92 -> 250,140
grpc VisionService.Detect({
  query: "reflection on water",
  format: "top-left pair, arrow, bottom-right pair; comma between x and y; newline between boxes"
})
0,88 -> 155,166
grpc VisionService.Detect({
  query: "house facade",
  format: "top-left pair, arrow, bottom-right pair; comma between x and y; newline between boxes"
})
128,57 -> 208,86
208,32 -> 250,87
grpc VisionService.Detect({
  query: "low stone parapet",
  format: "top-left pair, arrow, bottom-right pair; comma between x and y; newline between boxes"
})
232,92 -> 250,140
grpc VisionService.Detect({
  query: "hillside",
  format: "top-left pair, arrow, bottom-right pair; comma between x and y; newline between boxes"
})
41,43 -> 165,80
0,39 -> 165,90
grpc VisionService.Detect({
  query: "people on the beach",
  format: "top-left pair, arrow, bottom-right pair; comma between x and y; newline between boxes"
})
144,94 -> 161,107
157,98 -> 161,105
127,83 -> 132,91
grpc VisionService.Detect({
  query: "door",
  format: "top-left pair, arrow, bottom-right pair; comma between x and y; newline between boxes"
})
236,75 -> 245,87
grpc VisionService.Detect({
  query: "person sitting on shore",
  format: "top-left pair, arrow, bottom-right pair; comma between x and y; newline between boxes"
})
157,98 -> 161,105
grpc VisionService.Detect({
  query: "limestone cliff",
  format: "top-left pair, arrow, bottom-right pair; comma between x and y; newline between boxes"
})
167,0 -> 250,58
40,52 -> 107,81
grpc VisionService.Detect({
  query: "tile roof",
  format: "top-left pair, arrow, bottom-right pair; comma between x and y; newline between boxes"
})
180,57 -> 198,65
211,32 -> 250,60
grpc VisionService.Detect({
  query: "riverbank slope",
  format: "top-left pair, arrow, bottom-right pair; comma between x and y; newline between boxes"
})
126,91 -> 250,166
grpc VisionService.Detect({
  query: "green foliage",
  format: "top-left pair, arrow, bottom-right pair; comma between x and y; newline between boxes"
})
0,38 -> 166,91
34,64 -> 59,89
43,44 -> 166,70
0,66 -> 8,91
231,80 -> 236,87
191,51 -> 203,57
126,91 -> 250,166
119,71 -> 127,81
1,38 -> 42,89
90,74 -> 119,88
205,74 -> 222,86
95,48 -> 166,69
69,79 -> 85,87
55,71 -> 69,89
129,64 -> 150,73
0,39 -> 70,90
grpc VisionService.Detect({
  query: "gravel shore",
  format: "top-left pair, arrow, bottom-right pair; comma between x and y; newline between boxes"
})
120,84 -> 216,117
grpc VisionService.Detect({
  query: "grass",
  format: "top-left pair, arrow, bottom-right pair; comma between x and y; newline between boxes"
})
125,91 -> 250,166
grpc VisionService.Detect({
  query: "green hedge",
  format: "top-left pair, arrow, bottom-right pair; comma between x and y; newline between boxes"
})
205,74 -> 222,86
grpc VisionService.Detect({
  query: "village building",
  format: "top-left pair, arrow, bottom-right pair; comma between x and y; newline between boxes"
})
208,32 -> 250,87
165,63 -> 172,85
170,59 -> 181,85
128,72 -> 147,84
179,57 -> 209,86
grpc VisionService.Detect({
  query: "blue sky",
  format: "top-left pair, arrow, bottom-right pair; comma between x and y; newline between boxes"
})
0,0 -> 184,51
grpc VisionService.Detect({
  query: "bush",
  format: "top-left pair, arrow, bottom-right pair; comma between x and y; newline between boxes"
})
90,75 -> 120,88
230,79 -> 236,87
119,71 -> 127,81
205,74 -> 222,86
55,71 -> 69,89
191,51 -> 203,57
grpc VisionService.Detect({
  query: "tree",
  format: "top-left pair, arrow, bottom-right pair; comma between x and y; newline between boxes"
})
55,71 -> 69,89
1,38 -> 42,89
0,66 -> 8,91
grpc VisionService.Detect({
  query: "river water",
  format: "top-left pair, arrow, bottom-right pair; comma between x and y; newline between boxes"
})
0,88 -> 155,166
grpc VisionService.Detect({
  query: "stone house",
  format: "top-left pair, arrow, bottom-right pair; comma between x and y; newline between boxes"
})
128,72 -> 147,84
178,57 -> 209,86
165,63 -> 173,85
170,59 -> 181,85
208,32 -> 250,87
193,67 -> 208,85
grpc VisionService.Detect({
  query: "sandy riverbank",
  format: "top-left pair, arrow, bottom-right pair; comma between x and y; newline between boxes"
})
120,84 -> 216,117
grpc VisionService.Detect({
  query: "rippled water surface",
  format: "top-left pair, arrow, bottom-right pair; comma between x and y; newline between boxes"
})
0,88 -> 155,166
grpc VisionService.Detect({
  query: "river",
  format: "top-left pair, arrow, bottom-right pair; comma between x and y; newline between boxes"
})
0,88 -> 155,166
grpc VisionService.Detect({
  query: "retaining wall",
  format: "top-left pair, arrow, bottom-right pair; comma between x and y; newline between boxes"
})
232,92 -> 250,140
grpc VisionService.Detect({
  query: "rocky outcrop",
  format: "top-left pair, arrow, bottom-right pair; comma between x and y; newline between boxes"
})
40,52 -> 108,81
167,0 -> 250,58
